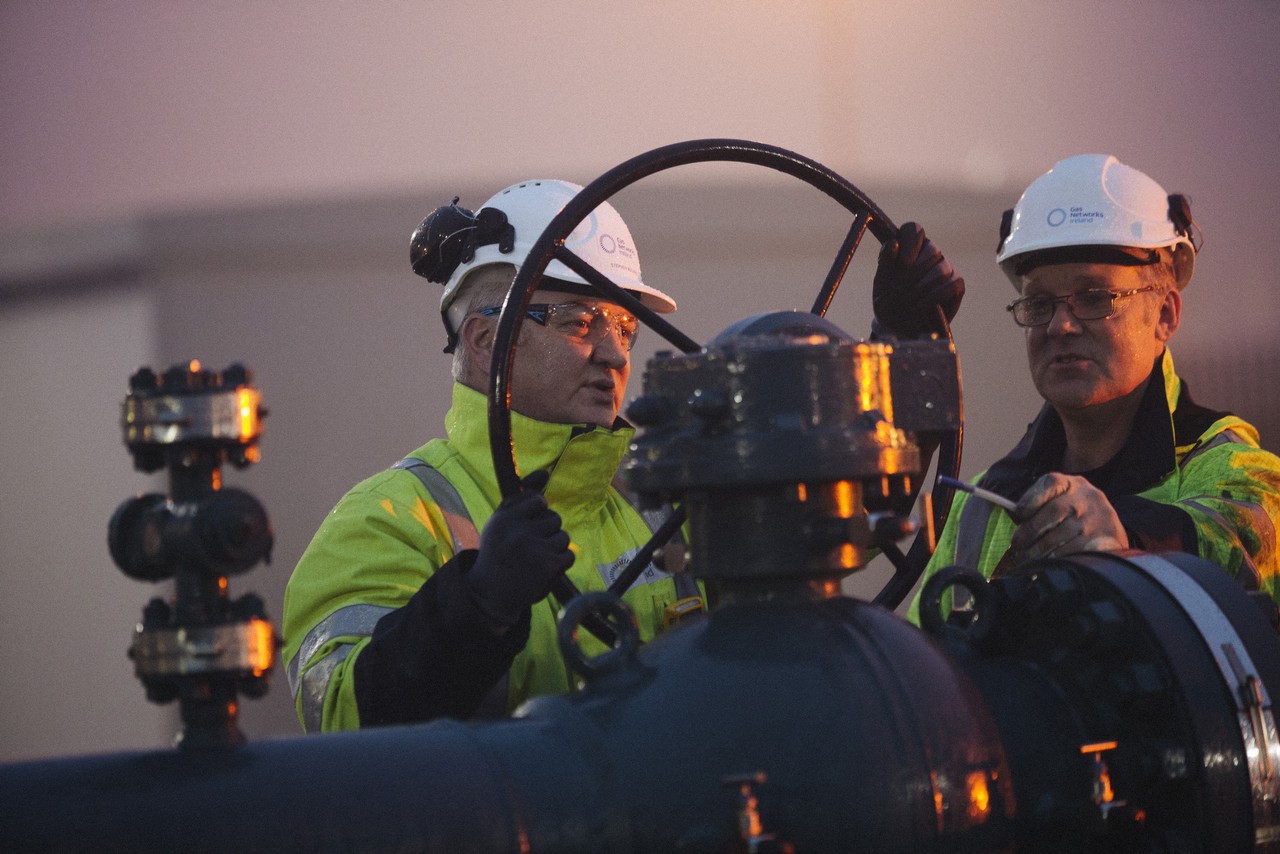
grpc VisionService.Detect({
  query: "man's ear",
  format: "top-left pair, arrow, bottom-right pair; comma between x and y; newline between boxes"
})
1156,286 -> 1182,342
460,314 -> 495,383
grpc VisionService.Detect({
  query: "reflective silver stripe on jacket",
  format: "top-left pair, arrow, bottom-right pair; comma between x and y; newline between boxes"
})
1183,497 -> 1267,591
299,644 -> 351,734
287,603 -> 395,731
1178,429 -> 1247,468
392,457 -> 480,553
953,495 -> 998,572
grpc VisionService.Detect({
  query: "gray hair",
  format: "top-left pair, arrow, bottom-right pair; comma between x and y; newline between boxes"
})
451,263 -> 518,383
1137,252 -> 1179,294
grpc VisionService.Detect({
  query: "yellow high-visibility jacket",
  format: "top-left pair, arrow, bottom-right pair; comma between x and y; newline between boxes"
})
910,350 -> 1280,624
284,383 -> 699,732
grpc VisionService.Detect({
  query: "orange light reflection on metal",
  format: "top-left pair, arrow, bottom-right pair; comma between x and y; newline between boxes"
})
813,578 -> 842,598
966,771 -> 991,819
876,349 -> 893,423
247,618 -> 275,677
237,388 -> 256,437
833,480 -> 855,518
1082,741 -> 1118,807
930,771 -> 944,831
852,344 -> 894,423
1097,765 -> 1115,804
854,344 -> 877,415
746,793 -> 764,838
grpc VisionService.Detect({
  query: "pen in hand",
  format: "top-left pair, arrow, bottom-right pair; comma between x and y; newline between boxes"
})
938,475 -> 1018,513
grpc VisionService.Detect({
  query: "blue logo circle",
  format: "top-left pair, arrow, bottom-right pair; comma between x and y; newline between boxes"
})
1047,208 -> 1067,227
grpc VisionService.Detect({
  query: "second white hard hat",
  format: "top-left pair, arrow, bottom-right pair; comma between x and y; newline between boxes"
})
996,154 -> 1198,291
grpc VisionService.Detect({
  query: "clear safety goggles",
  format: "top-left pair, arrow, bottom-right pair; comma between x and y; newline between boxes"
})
477,301 -> 641,351
1006,286 -> 1159,328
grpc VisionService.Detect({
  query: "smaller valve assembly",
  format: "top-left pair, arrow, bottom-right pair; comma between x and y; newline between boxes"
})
107,361 -> 276,750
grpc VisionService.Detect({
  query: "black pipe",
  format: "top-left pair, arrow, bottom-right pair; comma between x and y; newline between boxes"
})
3,592 -> 1014,853
5,553 -> 1276,853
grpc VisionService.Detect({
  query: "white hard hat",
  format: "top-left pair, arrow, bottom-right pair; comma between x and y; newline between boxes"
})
410,179 -> 677,352
996,154 -> 1199,291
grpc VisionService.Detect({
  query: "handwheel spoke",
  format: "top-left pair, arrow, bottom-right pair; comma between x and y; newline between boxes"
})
607,506 -> 688,597
811,211 -> 872,318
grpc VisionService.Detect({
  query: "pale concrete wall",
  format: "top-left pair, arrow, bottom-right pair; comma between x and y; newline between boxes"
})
0,283 -> 174,761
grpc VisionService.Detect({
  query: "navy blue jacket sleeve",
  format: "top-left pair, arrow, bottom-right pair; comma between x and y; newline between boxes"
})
353,549 -> 530,726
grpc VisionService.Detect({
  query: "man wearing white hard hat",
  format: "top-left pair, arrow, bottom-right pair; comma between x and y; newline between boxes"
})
281,179 -> 698,732
910,155 -> 1280,620
285,177 -> 962,731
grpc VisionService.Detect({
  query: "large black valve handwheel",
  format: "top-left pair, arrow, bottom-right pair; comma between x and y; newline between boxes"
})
488,139 -> 963,637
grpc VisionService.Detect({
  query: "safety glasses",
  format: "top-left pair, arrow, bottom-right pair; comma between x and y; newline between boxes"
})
477,302 -> 641,351
1006,286 -> 1159,328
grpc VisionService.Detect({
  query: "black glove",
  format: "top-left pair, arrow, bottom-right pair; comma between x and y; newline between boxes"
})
465,469 -> 574,626
872,222 -> 965,337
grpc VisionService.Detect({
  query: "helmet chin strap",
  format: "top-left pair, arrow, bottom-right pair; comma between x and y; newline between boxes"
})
1168,193 -> 1200,247
997,208 -> 1015,254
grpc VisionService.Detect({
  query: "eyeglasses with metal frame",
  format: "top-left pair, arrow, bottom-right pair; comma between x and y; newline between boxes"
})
476,302 -> 642,351
1006,286 -> 1160,328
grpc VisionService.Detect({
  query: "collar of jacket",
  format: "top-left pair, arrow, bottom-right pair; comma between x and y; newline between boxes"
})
978,349 -> 1214,499
443,382 -> 635,519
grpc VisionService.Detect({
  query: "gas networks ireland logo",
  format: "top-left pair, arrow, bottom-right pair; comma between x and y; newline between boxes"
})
597,232 -> 641,279
597,232 -> 636,261
1046,207 -> 1105,227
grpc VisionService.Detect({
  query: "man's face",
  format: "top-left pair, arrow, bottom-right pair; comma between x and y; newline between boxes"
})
504,289 -> 635,428
1019,262 -> 1179,415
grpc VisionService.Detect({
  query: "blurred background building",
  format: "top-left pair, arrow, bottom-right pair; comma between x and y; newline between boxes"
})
3,0 -> 1278,762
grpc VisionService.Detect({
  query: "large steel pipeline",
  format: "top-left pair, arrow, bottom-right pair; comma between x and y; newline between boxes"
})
3,549 -> 1278,852
2,588 -> 1008,852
